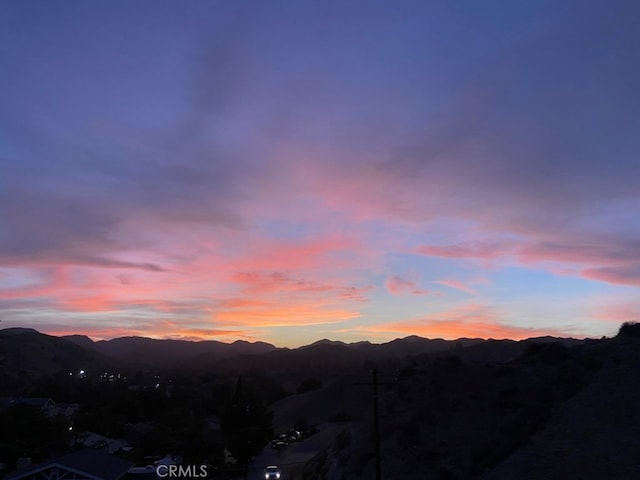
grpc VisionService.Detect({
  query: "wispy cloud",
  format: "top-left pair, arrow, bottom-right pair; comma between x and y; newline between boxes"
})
417,242 -> 509,260
1,1 -> 638,343
433,279 -> 477,295
385,275 -> 429,296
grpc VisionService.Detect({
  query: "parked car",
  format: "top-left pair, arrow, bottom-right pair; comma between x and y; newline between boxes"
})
271,439 -> 288,449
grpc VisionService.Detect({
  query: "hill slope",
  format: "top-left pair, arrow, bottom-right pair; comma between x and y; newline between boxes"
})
88,336 -> 277,367
0,328 -> 112,394
482,335 -> 640,480
304,336 -> 626,479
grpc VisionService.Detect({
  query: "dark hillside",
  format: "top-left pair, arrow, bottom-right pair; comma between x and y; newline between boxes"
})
89,336 -> 277,368
61,334 -> 95,349
482,333 -> 640,480
308,336 -> 613,479
0,328 -> 112,395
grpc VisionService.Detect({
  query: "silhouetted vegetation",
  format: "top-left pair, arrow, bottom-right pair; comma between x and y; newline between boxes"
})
2,326 -> 639,479
617,321 -> 640,337
220,377 -> 273,468
328,412 -> 353,423
297,377 -> 323,394
0,405 -> 72,470
309,335 -> 618,479
521,341 -> 570,364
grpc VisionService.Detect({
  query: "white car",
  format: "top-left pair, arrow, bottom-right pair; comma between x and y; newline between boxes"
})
264,465 -> 281,479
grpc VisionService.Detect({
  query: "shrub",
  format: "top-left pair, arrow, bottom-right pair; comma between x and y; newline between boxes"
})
297,377 -> 323,394
328,412 -> 353,423
617,321 -> 640,337
521,342 -> 569,364
334,429 -> 351,452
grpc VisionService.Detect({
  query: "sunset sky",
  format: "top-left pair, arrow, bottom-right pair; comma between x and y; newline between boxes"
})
1,1 -> 639,347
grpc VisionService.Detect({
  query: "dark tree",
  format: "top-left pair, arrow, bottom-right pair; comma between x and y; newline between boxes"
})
0,405 -> 72,469
220,377 -> 273,474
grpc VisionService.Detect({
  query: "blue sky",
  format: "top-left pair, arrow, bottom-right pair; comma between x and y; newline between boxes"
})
1,1 -> 639,346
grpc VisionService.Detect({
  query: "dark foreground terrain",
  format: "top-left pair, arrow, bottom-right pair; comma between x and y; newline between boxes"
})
1,323 -> 639,479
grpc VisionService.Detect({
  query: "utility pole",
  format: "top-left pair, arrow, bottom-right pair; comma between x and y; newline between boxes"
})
232,376 -> 249,480
372,369 -> 382,480
355,368 -> 393,480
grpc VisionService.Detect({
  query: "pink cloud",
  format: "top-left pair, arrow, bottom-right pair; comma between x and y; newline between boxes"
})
433,279 -> 477,295
416,241 -> 510,260
517,242 -> 632,265
228,235 -> 366,273
209,268 -> 371,328
385,275 -> 429,296
518,241 -> 640,287
581,265 -> 640,286
0,228 -> 376,342
231,270 -> 369,297
416,237 -> 640,288
591,302 -> 640,323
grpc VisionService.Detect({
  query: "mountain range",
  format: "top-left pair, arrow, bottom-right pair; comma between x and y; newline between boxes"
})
0,327 -> 585,390
2,325 -> 636,479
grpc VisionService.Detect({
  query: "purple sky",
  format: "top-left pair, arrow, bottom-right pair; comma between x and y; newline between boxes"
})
1,1 -> 639,346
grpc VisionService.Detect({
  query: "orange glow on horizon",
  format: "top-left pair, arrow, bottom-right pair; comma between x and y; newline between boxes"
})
41,325 -> 262,343
364,319 -> 565,341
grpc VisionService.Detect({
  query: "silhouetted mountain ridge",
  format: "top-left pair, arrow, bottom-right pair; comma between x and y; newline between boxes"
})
62,334 -> 95,348
0,328 -> 114,395
0,327 -> 586,376
87,335 -> 277,367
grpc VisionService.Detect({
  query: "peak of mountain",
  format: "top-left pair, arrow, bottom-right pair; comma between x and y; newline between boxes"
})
296,341 -> 355,357
350,340 -> 372,347
62,334 -> 95,348
229,339 -> 277,355
0,327 -> 43,336
0,328 -> 113,394
398,334 -> 427,342
308,338 -> 348,347
97,335 -> 167,344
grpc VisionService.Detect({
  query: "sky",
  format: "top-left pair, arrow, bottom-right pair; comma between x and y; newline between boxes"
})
1,0 -> 639,347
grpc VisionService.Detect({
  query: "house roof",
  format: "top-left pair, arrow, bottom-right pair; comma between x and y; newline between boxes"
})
78,431 -> 113,449
9,397 -> 55,409
5,450 -> 134,480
